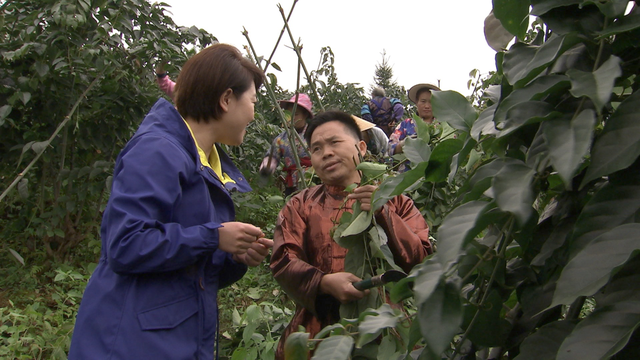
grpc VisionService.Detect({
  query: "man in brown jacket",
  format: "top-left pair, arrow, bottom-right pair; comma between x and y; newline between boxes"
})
270,110 -> 433,359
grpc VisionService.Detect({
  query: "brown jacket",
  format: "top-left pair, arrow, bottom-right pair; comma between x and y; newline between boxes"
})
270,184 -> 432,359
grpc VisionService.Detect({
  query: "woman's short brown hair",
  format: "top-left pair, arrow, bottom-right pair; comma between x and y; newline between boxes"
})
174,43 -> 265,122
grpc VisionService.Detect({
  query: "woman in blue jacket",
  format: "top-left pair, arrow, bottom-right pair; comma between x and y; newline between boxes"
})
69,43 -> 273,359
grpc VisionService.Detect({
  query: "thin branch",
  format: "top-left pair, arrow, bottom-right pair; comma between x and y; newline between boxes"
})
0,74 -> 103,203
263,0 -> 298,73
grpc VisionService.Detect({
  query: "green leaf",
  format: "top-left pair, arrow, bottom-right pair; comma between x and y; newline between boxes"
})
8,249 -> 25,266
581,90 -> 640,187
18,178 -> 29,199
31,141 -> 49,154
311,335 -> 353,360
493,75 -> 571,126
551,224 -> 640,307
403,136 -> 431,164
418,279 -> 463,356
484,11 -> 515,52
596,254 -> 640,308
284,332 -> 310,360
497,101 -> 559,137
356,162 -> 388,180
503,34 -> 579,87
514,321 -> 577,360
270,62 -> 282,72
19,92 -> 31,105
463,290 -> 511,347
583,0 -> 630,18
437,201 -> 494,266
424,139 -> 464,183
412,258 -> 445,304
340,210 -> 372,237
356,304 -> 399,347
371,163 -> 426,211
570,182 -> 640,256
557,301 -> 640,360
542,109 -> 597,189
431,90 -> 477,133
597,9 -> 640,37
492,161 -> 535,226
568,55 -> 622,112
471,104 -> 498,141
0,105 -> 11,120
531,0 -> 581,16
34,61 -> 49,77
493,0 -> 530,39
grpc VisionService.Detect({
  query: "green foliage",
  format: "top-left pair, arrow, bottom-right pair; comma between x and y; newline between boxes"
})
0,0 -> 215,263
298,1 -> 640,359
370,50 -> 407,104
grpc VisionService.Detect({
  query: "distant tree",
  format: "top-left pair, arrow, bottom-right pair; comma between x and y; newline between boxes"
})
370,50 -> 407,104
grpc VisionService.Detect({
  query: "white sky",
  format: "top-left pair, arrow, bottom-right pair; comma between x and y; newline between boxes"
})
157,0 -> 498,96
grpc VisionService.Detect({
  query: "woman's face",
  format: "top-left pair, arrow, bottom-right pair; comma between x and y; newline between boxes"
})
284,104 -> 309,131
217,83 -> 257,146
416,90 -> 434,123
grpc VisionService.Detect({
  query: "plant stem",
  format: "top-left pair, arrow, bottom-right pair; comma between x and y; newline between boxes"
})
277,4 -> 324,112
242,29 -> 307,190
263,0 -> 298,73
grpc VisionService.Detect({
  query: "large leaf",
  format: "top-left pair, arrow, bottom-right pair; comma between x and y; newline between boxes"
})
492,161 -> 536,226
418,279 -> 463,356
484,11 -> 515,51
581,90 -> 640,187
596,254 -> 640,308
371,163 -> 427,211
570,182 -> 640,256
584,0 -> 631,18
531,0 -> 582,16
597,7 -> 640,37
404,136 -> 432,165
471,104 -> 498,141
497,101 -> 559,137
493,75 -> 571,126
557,301 -> 640,360
411,258 -> 445,305
551,224 -> 640,307
503,34 -> 579,87
463,290 -> 512,346
493,0 -> 530,39
340,209 -> 372,237
514,321 -> 577,360
356,304 -> 399,347
311,335 -> 353,360
542,109 -> 597,189
568,55 -> 622,112
284,332 -> 310,360
431,90 -> 477,133
437,201 -> 495,266
424,139 -> 464,183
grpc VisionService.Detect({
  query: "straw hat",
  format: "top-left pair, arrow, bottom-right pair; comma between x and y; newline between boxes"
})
278,93 -> 314,118
351,115 -> 375,131
407,83 -> 441,104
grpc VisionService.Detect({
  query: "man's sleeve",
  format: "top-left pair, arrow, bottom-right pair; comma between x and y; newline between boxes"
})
374,195 -> 432,273
270,196 -> 325,315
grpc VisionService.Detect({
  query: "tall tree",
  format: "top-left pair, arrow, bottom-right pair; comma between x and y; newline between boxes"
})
370,50 -> 406,103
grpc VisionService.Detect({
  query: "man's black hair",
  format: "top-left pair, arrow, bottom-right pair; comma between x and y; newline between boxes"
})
304,110 -> 363,144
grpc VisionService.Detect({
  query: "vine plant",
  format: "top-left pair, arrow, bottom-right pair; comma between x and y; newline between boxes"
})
285,0 -> 640,359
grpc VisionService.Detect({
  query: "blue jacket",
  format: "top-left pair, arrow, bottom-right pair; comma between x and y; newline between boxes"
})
69,99 -> 251,359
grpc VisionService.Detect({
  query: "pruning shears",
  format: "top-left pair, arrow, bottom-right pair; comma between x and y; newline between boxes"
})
352,270 -> 407,291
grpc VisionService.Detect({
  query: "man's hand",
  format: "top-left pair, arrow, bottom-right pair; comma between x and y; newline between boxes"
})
347,184 -> 380,213
218,222 -> 264,255
233,238 -> 274,266
320,272 -> 370,303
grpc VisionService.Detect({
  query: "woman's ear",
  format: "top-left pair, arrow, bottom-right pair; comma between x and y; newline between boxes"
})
219,88 -> 234,112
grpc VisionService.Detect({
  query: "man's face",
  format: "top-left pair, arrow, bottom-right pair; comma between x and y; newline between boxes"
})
309,120 -> 366,187
416,90 -> 434,123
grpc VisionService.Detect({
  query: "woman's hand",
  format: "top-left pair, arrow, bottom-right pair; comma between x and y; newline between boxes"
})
218,222 -> 264,255
233,238 -> 274,267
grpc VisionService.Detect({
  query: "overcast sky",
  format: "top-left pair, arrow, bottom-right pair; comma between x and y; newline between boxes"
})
157,0 -> 498,96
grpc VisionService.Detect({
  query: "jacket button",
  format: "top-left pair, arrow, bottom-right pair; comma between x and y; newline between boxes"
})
200,165 -> 204,171
199,277 -> 205,290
